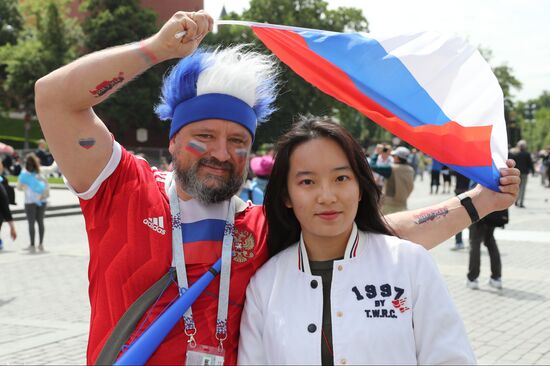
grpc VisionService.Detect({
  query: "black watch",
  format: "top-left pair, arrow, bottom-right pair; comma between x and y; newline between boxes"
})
457,193 -> 480,224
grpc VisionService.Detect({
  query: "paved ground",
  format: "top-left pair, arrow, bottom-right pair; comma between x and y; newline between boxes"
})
0,175 -> 549,365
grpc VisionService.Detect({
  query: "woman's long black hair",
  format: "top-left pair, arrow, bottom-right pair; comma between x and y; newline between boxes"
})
263,116 -> 395,258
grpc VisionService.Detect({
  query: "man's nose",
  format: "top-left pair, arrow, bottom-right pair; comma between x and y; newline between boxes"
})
209,139 -> 231,162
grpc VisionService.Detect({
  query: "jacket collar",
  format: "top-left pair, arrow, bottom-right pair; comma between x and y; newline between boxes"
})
297,223 -> 362,274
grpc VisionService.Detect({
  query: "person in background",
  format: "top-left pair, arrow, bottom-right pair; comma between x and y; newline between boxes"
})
509,140 -> 534,208
441,164 -> 451,193
2,151 -> 22,176
238,117 -> 475,365
240,155 -> 274,205
17,154 -> 56,252
430,158 -> 442,194
0,161 -> 17,250
466,208 -> 507,290
370,146 -> 415,214
452,171 -> 471,250
35,139 -> 55,167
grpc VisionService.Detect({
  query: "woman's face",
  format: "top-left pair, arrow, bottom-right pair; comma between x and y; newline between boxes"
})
286,137 -> 361,244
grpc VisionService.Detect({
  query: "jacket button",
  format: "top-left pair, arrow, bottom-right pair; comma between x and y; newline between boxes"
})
307,323 -> 317,333
310,280 -> 318,289
337,265 -> 344,271
340,358 -> 347,365
336,311 -> 343,318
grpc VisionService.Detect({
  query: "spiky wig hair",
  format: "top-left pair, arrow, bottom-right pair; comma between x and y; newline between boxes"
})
155,45 -> 280,139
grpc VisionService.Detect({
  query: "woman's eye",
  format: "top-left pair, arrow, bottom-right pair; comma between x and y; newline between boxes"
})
336,175 -> 350,182
299,179 -> 314,186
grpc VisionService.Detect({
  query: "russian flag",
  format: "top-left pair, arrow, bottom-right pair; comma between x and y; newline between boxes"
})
221,21 -> 508,191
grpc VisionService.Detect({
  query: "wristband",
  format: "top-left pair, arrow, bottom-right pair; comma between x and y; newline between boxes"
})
457,193 -> 480,224
138,41 -> 159,66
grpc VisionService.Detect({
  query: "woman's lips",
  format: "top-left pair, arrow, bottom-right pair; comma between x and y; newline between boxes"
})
316,211 -> 341,221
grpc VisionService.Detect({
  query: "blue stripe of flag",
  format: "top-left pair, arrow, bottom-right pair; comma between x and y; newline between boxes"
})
300,31 -> 451,127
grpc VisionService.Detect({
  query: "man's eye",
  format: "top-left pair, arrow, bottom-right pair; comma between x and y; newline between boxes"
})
197,134 -> 213,139
230,138 -> 245,144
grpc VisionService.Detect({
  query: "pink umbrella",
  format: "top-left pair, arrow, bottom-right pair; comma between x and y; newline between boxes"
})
0,142 -> 15,155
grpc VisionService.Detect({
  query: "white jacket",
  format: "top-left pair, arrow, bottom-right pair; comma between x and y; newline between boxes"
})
238,224 -> 476,365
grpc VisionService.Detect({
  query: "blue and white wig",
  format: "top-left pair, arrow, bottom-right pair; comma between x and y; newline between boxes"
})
155,45 -> 279,139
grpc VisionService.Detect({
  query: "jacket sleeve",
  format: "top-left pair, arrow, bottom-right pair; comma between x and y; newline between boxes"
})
410,245 -> 477,365
237,273 -> 268,365
0,182 -> 13,221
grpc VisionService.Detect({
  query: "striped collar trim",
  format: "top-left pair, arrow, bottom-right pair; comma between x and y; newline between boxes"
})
297,223 -> 362,273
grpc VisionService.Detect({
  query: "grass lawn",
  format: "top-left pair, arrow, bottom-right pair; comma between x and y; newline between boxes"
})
6,175 -> 64,185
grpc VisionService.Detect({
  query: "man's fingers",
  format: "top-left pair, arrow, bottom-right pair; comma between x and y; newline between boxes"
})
499,175 -> 520,186
505,158 -> 516,168
193,12 -> 210,37
499,184 -> 519,194
180,16 -> 198,41
499,167 -> 520,177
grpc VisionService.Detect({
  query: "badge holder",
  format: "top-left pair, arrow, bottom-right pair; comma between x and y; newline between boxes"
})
185,344 -> 225,366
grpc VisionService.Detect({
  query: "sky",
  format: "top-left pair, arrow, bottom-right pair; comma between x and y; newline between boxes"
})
204,0 -> 550,102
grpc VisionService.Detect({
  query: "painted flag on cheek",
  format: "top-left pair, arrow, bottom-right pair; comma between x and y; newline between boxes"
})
220,21 -> 507,191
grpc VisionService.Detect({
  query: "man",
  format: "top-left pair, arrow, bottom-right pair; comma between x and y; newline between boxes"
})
371,146 -> 415,214
510,139 -> 534,207
34,139 -> 54,167
35,10 -> 520,365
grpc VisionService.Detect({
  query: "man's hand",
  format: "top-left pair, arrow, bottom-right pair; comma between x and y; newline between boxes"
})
473,159 -> 521,215
147,10 -> 214,62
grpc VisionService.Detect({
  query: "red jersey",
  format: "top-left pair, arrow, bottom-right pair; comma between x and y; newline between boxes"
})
80,146 -> 268,364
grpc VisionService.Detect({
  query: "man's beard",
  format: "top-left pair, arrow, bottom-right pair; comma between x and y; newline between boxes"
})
174,156 -> 245,204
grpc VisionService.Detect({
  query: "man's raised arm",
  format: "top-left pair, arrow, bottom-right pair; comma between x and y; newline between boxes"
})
387,160 -> 520,249
34,11 -> 213,193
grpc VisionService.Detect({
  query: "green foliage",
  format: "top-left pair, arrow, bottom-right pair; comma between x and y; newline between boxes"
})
205,0 -> 372,147
81,0 -> 167,135
0,0 -> 83,114
0,38 -> 48,113
0,0 -> 23,46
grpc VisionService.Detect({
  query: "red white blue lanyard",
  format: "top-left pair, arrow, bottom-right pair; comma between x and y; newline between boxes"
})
168,176 -> 235,350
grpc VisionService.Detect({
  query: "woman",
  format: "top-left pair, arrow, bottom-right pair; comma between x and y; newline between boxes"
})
238,116 -> 475,365
17,153 -> 52,252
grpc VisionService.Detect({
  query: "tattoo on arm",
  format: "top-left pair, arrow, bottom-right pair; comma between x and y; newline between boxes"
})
413,207 -> 449,225
79,138 -> 96,149
89,72 -> 125,97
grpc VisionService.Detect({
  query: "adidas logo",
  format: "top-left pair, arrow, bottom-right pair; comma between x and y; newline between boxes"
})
143,216 -> 166,235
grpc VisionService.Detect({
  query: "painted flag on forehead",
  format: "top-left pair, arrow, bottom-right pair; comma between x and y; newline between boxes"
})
218,21 -> 507,191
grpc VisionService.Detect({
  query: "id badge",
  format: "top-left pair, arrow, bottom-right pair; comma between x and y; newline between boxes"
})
185,344 -> 225,366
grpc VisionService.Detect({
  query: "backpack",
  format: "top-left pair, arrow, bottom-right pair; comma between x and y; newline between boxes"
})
482,209 -> 509,228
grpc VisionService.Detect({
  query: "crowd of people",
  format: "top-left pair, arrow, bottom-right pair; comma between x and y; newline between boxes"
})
0,9 -> 528,365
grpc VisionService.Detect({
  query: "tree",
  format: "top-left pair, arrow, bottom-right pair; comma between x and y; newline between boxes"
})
0,0 -> 23,46
81,0 -> 168,141
205,0 -> 373,147
0,0 -> 82,147
479,47 -> 523,146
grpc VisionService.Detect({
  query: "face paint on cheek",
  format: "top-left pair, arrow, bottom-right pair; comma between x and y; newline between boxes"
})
235,148 -> 249,160
185,140 -> 207,157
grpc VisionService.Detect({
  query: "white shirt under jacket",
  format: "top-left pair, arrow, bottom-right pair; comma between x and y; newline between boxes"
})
238,223 -> 476,365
